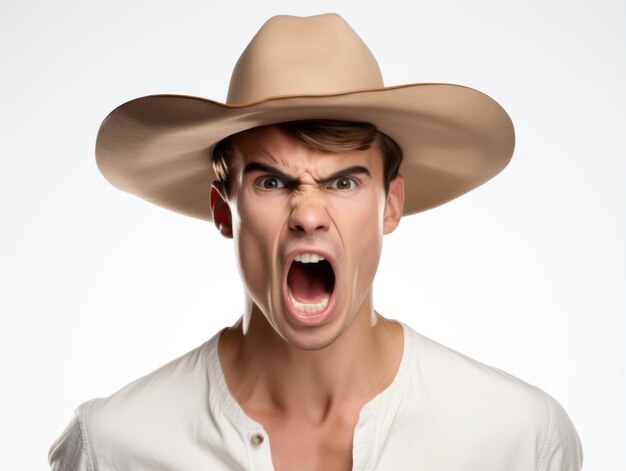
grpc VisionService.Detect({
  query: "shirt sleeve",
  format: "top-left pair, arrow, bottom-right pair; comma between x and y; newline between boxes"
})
49,405 -> 92,471
538,392 -> 583,471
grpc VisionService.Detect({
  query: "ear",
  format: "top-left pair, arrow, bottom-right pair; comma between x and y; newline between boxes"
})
210,183 -> 233,239
383,175 -> 404,235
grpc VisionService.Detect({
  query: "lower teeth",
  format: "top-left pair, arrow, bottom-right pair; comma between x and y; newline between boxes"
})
288,289 -> 329,314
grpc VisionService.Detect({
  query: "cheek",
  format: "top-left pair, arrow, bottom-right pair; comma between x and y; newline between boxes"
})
233,195 -> 284,299
335,192 -> 385,286
235,230 -> 263,282
355,225 -> 383,285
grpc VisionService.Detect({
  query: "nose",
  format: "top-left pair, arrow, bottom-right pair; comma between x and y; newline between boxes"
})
288,194 -> 331,235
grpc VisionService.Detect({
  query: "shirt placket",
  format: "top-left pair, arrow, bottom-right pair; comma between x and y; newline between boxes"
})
247,427 -> 274,470
352,408 -> 378,471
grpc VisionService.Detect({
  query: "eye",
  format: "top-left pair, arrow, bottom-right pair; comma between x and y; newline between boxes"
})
255,176 -> 286,190
328,177 -> 357,190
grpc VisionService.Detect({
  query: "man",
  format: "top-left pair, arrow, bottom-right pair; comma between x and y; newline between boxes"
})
50,13 -> 582,470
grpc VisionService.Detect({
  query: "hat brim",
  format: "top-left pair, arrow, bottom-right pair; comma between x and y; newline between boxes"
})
96,83 -> 514,220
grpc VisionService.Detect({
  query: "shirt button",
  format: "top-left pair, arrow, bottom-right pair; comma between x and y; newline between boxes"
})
251,433 -> 264,446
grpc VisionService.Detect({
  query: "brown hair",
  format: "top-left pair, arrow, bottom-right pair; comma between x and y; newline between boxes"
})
211,120 -> 403,196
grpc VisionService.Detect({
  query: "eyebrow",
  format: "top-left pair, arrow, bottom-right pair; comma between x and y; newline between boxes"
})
242,162 -> 371,186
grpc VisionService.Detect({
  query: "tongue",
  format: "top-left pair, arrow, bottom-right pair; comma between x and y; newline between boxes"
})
287,263 -> 328,304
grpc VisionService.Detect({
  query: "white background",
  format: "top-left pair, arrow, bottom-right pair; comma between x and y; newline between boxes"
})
1,0 -> 623,469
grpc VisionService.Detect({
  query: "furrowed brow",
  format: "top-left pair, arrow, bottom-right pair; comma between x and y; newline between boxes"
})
242,163 -> 371,186
242,162 -> 297,185
315,166 -> 371,185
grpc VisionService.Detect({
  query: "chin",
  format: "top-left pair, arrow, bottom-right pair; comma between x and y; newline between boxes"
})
280,328 -> 344,351
275,307 -> 351,351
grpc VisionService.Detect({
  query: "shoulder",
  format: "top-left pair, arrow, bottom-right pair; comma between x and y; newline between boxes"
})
49,405 -> 91,471
49,337 -> 217,468
403,326 -> 583,469
411,329 -> 547,411
87,339 -> 212,440
536,393 -> 584,471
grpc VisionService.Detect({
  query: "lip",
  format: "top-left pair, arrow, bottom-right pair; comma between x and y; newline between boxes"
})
282,247 -> 338,327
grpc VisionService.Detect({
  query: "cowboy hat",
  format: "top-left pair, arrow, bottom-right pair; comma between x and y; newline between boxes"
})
95,13 -> 514,220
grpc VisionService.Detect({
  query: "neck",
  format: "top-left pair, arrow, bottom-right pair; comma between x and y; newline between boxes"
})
218,299 -> 404,422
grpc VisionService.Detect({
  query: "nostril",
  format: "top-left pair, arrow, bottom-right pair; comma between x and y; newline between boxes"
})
291,223 -> 327,234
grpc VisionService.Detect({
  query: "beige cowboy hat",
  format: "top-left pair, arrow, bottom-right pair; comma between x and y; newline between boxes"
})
96,13 -> 515,221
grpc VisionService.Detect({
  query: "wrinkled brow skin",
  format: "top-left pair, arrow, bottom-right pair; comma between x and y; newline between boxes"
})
242,162 -> 372,188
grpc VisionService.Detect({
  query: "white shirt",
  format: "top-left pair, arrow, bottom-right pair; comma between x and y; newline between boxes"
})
49,323 -> 583,470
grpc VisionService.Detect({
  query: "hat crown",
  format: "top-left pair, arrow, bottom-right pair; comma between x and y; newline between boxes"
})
226,14 -> 384,105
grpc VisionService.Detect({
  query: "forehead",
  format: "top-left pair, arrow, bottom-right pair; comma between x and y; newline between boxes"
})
229,125 -> 384,173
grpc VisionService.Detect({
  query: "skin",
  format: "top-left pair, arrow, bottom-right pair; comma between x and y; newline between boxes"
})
211,125 -> 405,471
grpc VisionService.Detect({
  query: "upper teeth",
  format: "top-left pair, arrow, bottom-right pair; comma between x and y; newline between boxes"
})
294,253 -> 325,263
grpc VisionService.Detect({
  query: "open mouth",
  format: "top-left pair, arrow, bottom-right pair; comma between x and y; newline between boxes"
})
286,253 -> 335,316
